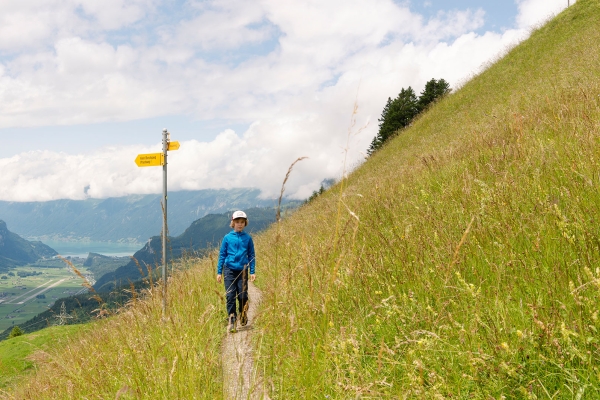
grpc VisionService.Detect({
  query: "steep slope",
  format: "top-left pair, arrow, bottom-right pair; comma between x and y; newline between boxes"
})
250,1 -> 600,398
0,221 -> 57,271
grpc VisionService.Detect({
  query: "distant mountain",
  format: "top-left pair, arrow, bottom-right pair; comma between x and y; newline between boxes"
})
0,220 -> 57,271
93,207 -> 279,291
83,253 -> 131,281
0,188 -> 286,243
0,206 -> 284,340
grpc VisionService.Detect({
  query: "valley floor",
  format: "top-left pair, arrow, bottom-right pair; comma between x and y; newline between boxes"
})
0,265 -> 92,332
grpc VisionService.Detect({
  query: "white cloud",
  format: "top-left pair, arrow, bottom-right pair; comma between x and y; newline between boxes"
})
422,9 -> 486,41
516,0 -> 575,30
77,0 -> 156,30
0,0 -> 155,53
169,1 -> 275,50
0,0 -> 575,201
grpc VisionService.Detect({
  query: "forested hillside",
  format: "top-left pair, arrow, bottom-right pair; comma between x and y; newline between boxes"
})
0,221 -> 56,271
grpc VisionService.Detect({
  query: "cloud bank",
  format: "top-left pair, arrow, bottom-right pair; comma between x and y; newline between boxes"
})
0,0 -> 575,201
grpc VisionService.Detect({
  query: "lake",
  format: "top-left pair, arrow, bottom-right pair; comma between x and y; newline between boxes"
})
41,241 -> 144,258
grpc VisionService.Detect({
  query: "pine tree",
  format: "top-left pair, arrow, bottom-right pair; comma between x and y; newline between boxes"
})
368,88 -> 418,154
368,97 -> 393,154
417,78 -> 451,113
368,79 -> 451,156
389,87 -> 418,131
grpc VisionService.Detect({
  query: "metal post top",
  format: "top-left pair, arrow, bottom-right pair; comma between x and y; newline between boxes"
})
162,129 -> 169,150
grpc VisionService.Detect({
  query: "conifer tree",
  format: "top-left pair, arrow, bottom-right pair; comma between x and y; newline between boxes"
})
368,97 -> 393,154
368,87 -> 418,154
417,78 -> 451,113
368,79 -> 451,155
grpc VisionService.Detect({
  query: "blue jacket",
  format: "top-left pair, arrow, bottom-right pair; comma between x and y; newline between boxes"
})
217,230 -> 256,275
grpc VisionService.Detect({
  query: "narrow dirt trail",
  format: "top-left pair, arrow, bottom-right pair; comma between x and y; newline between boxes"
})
221,281 -> 269,400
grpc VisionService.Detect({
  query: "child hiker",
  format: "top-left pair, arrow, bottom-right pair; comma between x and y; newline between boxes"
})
217,210 -> 256,333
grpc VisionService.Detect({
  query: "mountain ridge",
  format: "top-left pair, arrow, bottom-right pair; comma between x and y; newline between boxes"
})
0,188 -> 286,243
0,206 -> 283,340
0,220 -> 57,271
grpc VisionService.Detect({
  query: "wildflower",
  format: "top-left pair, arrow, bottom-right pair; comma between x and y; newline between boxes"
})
516,330 -> 523,339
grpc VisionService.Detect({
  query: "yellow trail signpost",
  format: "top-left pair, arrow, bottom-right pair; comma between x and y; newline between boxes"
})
134,153 -> 164,167
134,130 -> 179,317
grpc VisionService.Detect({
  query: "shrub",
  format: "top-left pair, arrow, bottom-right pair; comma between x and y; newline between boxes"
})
9,326 -> 24,339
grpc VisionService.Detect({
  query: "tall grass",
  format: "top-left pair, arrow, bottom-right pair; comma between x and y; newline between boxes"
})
252,1 -> 600,398
2,255 -> 225,399
0,325 -> 86,390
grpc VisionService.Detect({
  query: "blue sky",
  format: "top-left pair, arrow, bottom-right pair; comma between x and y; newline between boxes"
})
0,0 -> 574,201
409,0 -> 518,32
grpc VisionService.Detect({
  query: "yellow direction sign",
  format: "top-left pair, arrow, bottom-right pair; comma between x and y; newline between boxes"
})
168,141 -> 180,151
135,153 -> 164,167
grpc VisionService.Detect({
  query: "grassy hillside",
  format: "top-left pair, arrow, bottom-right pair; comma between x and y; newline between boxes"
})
1,257 -> 224,398
3,1 -> 599,398
251,1 -> 600,398
0,325 -> 86,389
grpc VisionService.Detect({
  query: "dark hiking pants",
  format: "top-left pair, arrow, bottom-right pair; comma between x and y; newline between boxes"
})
223,266 -> 248,320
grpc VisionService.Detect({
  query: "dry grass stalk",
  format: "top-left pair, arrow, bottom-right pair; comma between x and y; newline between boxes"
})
446,215 -> 475,274
276,156 -> 308,222
57,255 -> 95,292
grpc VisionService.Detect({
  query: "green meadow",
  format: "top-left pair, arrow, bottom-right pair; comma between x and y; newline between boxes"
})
2,1 -> 600,398
0,325 -> 86,390
0,264 -> 91,333
1,257 -> 224,398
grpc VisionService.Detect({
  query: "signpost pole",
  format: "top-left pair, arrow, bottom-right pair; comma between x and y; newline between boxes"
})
162,129 -> 168,317
134,131 -> 179,317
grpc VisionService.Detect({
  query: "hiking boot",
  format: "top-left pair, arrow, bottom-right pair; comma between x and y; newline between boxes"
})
228,315 -> 237,333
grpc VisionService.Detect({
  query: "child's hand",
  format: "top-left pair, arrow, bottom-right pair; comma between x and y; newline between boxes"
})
250,274 -> 256,282
217,274 -> 222,283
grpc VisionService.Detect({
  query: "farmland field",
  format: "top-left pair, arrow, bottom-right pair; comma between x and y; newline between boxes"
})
0,261 -> 92,332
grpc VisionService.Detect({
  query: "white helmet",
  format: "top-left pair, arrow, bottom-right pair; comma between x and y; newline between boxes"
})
232,210 -> 247,220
